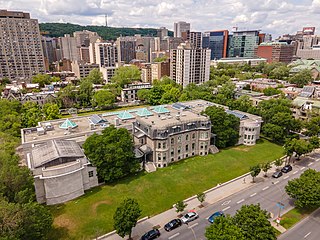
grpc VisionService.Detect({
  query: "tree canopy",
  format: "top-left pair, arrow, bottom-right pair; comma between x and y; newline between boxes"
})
111,66 -> 141,88
289,69 -> 313,87
83,125 -> 139,182
286,169 -> 320,208
113,198 -> 141,239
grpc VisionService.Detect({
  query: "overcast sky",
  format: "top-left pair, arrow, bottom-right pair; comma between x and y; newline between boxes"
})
1,0 -> 319,38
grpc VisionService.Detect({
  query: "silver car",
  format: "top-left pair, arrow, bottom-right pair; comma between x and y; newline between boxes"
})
180,212 -> 199,223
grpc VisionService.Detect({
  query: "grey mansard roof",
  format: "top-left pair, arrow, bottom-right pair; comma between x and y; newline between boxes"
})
31,139 -> 85,168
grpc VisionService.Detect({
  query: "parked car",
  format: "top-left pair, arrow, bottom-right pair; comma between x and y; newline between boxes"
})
272,171 -> 283,178
164,219 -> 182,231
208,211 -> 225,223
140,229 -> 160,240
281,165 -> 293,173
180,211 -> 199,224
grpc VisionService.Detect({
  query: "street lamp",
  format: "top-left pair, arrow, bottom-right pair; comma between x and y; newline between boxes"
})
272,182 -> 286,226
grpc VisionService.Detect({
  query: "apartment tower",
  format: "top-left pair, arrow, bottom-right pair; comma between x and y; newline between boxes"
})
0,10 -> 45,82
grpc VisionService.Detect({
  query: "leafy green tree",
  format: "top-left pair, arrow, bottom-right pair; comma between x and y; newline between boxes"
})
0,198 -> 23,239
42,103 -> 60,120
32,74 -> 52,88
305,116 -> 320,136
285,169 -> 320,208
113,198 -> 141,240
229,95 -> 253,112
92,90 -> 115,109
19,202 -> 53,240
274,158 -> 283,170
269,112 -> 301,136
0,99 -> 22,137
289,69 -> 313,87
85,68 -> 104,84
197,192 -> 206,206
309,136 -> 320,150
111,66 -> 141,87
160,87 -> 181,104
78,78 -> 94,107
263,87 -> 282,96
250,165 -> 261,182
0,77 -> 11,85
214,81 -> 235,105
292,139 -> 313,159
261,162 -> 271,177
175,200 -> 187,213
205,216 -> 245,240
153,56 -> 168,62
204,106 -> 240,148
57,84 -> 77,108
21,102 -> 43,128
137,89 -> 150,101
269,65 -> 289,80
233,204 -> 276,240
83,125 -> 139,182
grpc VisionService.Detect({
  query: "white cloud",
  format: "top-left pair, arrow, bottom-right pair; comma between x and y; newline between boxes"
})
1,0 -> 317,37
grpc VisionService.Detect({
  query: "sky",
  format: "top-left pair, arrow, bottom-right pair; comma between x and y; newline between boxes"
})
1,0 -> 319,38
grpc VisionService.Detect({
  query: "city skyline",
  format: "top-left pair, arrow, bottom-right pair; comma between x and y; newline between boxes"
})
1,0 -> 319,37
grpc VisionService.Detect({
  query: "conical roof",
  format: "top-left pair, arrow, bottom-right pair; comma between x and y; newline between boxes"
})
136,108 -> 153,117
117,111 -> 134,120
152,105 -> 169,114
59,119 -> 78,129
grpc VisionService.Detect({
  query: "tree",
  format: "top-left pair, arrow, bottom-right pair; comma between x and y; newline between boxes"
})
305,116 -> 320,136
233,204 -> 276,240
269,65 -> 289,80
92,90 -> 115,109
57,84 -> 77,108
0,77 -> 11,85
85,68 -> 104,84
83,125 -> 139,182
21,102 -> 43,128
262,123 -> 285,143
263,87 -> 282,96
32,74 -> 52,88
78,78 -> 94,107
197,192 -> 206,206
289,69 -> 313,87
205,216 -> 245,240
285,169 -> 320,208
261,162 -> 271,177
250,165 -> 261,182
0,99 -> 22,137
204,106 -> 240,148
145,85 -> 165,105
309,136 -> 320,151
229,95 -> 253,112
113,198 -> 141,240
153,56 -> 167,62
175,200 -> 187,214
137,89 -> 150,101
42,103 -> 60,120
111,66 -> 141,88
274,158 -> 283,170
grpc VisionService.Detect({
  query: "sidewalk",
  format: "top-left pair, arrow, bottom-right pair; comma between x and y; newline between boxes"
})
98,166 -> 278,240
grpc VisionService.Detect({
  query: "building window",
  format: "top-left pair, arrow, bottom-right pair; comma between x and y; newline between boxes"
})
158,153 -> 161,161
244,135 -> 247,139
163,153 -> 166,161
171,138 -> 174,144
192,133 -> 196,139
178,146 -> 181,154
192,143 -> 195,150
163,142 -> 166,148
177,136 -> 181,143
171,148 -> 174,156
186,144 -> 189,151
88,171 -> 94,178
158,142 -> 161,149
186,134 -> 189,141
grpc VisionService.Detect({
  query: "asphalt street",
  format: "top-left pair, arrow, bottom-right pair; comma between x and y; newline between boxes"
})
278,208 -> 320,240
155,152 -> 320,240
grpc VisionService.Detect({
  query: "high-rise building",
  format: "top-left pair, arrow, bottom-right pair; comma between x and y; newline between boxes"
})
228,30 -> 260,58
157,27 -> 168,40
0,10 -> 45,81
174,21 -> 190,40
93,42 -> 117,67
73,30 -> 100,47
189,32 -> 202,49
203,30 -> 229,59
255,42 -> 295,64
170,42 -> 211,88
151,61 -> 170,82
59,34 -> 80,61
116,36 -> 136,63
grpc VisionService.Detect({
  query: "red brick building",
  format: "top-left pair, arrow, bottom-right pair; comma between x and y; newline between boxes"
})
255,42 -> 295,63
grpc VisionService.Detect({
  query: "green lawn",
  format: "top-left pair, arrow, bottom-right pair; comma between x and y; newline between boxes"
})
49,139 -> 283,240
280,207 -> 317,230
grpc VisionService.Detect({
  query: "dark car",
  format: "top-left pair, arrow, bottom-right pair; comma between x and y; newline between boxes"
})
208,211 -> 225,223
272,171 -> 283,178
140,229 -> 160,240
164,219 -> 182,231
281,165 -> 293,173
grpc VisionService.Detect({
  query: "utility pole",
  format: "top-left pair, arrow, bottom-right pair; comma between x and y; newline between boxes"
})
105,14 -> 108,27
272,182 -> 286,226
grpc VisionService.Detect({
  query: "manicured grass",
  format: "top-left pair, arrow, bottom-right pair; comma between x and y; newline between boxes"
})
280,207 -> 317,230
49,139 -> 283,240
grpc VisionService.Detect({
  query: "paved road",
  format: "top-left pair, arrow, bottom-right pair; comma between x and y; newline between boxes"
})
278,208 -> 320,240
156,153 -> 320,240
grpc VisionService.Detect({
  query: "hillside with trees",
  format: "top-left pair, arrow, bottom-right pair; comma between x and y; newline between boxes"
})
39,23 -> 173,40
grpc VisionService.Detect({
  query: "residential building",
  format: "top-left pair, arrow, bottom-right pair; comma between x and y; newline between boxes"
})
228,30 -> 260,58
157,27 -> 168,40
289,59 -> 320,79
71,61 -> 99,79
41,37 -> 59,66
296,45 -> 320,60
100,66 -> 117,83
203,30 -> 229,59
59,34 -> 80,61
255,42 -> 295,63
93,41 -> 118,67
4,91 -> 57,105
0,10 -> 45,82
73,30 -> 100,47
141,63 -> 152,83
189,32 -> 202,49
151,61 -> 170,81
116,36 -> 136,63
170,42 -> 211,88
292,97 -> 320,120
27,139 -> 98,205
174,21 -> 190,40
121,82 -> 152,102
